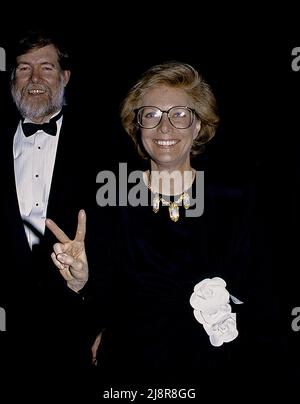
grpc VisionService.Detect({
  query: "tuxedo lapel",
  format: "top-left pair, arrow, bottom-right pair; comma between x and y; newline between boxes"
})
45,109 -> 83,238
45,106 -> 95,240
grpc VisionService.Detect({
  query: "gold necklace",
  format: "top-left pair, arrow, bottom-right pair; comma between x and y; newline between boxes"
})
147,172 -> 192,222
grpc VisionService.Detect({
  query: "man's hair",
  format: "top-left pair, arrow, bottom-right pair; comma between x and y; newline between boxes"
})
12,30 -> 71,73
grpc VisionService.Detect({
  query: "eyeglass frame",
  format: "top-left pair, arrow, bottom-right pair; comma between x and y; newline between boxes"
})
134,105 -> 199,129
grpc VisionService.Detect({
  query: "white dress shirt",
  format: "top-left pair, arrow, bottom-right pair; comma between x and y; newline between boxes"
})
13,111 -> 63,249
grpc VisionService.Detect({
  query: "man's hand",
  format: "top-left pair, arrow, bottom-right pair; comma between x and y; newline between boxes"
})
46,209 -> 88,292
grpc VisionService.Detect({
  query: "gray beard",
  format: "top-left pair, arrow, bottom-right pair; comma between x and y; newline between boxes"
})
11,79 -> 65,120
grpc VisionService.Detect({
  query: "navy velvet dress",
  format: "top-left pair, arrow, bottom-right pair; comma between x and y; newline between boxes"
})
88,173 -> 287,395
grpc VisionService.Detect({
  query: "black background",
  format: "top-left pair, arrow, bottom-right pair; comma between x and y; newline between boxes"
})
0,8 -> 299,183
1,4 -> 300,395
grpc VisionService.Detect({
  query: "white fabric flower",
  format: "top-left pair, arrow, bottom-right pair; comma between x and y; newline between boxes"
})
206,313 -> 238,347
193,303 -> 231,326
190,277 -> 239,347
190,277 -> 229,314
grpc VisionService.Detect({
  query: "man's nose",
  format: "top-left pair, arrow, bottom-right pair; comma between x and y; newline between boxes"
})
30,67 -> 41,82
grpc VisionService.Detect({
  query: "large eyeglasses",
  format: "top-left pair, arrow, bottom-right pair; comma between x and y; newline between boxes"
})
135,106 -> 197,129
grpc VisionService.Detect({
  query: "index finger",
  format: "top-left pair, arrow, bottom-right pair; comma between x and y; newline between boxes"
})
45,218 -> 71,243
75,209 -> 86,242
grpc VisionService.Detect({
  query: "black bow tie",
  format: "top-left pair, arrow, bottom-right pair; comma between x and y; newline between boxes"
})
22,110 -> 63,137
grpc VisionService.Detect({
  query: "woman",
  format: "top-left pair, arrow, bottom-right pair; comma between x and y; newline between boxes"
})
106,62 -> 249,384
46,62 -> 286,393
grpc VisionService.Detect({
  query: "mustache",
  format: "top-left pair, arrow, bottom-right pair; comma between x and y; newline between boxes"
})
22,83 -> 51,96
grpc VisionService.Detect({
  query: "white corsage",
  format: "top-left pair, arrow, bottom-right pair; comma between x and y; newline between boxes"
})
190,277 -> 240,347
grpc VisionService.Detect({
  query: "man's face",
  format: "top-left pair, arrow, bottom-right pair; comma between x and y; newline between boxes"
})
11,44 -> 70,122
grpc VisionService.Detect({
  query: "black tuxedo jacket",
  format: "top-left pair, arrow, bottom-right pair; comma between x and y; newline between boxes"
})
0,105 -> 97,399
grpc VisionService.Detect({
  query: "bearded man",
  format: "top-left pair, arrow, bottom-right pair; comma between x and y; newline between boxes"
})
1,31 -> 94,401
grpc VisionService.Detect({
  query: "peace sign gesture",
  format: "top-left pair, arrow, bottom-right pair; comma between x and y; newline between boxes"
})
46,209 -> 88,293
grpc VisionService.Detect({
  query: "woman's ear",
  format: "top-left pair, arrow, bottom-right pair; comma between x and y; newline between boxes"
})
193,120 -> 201,140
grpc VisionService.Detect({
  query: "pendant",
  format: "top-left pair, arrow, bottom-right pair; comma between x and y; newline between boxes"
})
182,192 -> 190,209
169,202 -> 180,222
147,169 -> 193,222
152,193 -> 160,213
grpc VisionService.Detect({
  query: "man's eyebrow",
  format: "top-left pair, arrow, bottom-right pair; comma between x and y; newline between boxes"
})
16,61 -> 30,66
16,61 -> 56,67
40,62 -> 56,67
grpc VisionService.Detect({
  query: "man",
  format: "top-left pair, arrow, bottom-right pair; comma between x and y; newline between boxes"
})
1,31 -> 94,400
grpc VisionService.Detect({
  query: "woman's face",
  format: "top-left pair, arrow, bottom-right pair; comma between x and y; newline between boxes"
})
138,85 -> 201,171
